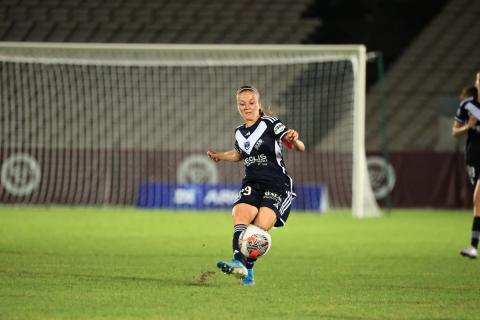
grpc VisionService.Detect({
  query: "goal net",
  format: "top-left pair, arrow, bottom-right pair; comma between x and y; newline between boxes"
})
0,43 -> 380,218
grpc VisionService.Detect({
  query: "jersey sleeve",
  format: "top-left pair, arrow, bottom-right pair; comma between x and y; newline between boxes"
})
268,117 -> 289,141
465,101 -> 480,121
455,102 -> 468,123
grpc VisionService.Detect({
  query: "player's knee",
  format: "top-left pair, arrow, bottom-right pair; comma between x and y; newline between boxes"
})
254,208 -> 277,231
232,203 -> 257,224
253,221 -> 274,231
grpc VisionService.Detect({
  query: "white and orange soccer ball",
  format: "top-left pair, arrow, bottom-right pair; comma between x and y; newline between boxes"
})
239,225 -> 272,259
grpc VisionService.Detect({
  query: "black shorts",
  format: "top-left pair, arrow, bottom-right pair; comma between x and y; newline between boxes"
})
466,162 -> 480,188
233,183 -> 296,228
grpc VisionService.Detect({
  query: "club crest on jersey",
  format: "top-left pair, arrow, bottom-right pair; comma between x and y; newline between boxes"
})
274,123 -> 286,135
244,141 -> 251,150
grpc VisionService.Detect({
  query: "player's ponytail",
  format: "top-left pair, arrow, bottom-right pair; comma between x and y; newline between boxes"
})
259,107 -> 274,116
460,86 -> 478,100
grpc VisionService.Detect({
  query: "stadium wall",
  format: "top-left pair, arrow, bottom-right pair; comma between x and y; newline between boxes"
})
0,147 -> 471,209
0,148 -> 350,208
368,151 -> 473,209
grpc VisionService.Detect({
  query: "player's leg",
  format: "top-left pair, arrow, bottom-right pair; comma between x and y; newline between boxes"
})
248,188 -> 295,264
231,186 -> 262,263
217,185 -> 260,278
474,182 -> 480,216
238,207 -> 277,286
243,188 -> 295,286
217,203 -> 258,278
462,180 -> 480,257
461,165 -> 480,259
253,207 -> 277,230
232,203 -> 258,261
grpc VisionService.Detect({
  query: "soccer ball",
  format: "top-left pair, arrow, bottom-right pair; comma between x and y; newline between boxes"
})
239,225 -> 272,259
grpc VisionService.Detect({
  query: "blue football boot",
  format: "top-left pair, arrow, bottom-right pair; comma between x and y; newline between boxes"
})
242,268 -> 255,286
216,259 -> 248,279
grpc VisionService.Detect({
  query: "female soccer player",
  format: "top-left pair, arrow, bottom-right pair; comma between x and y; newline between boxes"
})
207,85 -> 305,285
452,86 -> 480,259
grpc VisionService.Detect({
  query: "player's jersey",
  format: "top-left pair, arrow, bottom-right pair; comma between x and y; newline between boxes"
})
234,116 -> 293,191
455,96 -> 480,164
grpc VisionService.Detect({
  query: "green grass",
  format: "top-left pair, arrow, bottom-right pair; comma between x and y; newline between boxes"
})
1,206 -> 479,319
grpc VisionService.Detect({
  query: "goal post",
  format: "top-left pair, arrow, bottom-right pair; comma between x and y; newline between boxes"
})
352,46 -> 380,218
0,42 -> 380,218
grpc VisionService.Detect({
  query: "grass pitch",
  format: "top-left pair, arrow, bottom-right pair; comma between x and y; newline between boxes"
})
1,206 -> 479,320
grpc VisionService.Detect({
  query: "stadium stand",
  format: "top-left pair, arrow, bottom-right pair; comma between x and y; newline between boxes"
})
0,0 -> 320,44
366,0 -> 480,151
1,0 -> 477,152
0,0 -> 322,150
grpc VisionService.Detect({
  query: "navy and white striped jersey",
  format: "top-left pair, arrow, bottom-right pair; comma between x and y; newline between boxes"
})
234,116 -> 293,191
455,96 -> 480,164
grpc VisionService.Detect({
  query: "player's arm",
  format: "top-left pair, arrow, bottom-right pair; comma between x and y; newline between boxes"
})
282,129 -> 305,152
207,149 -> 242,162
452,116 -> 477,137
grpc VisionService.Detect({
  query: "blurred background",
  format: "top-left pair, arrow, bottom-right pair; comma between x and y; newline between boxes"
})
0,0 -> 479,209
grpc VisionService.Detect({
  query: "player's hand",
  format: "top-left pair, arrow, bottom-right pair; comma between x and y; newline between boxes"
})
282,129 -> 305,152
207,150 -> 221,162
467,115 -> 477,129
284,129 -> 299,143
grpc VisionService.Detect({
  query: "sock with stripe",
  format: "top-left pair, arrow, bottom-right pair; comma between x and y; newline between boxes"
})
233,224 -> 247,263
471,216 -> 480,248
245,257 -> 257,270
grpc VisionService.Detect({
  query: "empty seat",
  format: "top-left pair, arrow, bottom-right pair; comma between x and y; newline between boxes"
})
24,21 -> 55,41
0,7 -> 6,21
111,8 -> 132,23
3,21 -> 32,41
0,22 -> 13,40
69,8 -> 91,23
132,8 -> 154,24
28,7 -> 49,21
67,24 -> 98,42
49,7 -> 71,22
90,7 -> 111,23
3,0 -> 20,6
130,27 -> 158,43
88,22 -> 119,42
109,23 -> 143,43
46,22 -> 77,42
7,6 -> 28,21
82,0 -> 103,8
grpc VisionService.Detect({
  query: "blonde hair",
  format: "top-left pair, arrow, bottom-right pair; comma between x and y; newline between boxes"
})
236,85 -> 274,116
260,107 -> 274,116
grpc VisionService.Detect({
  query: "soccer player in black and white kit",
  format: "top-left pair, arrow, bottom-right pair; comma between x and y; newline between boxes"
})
207,86 -> 305,285
453,85 -> 480,259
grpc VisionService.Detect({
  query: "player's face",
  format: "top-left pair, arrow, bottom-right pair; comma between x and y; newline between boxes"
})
237,91 -> 261,123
